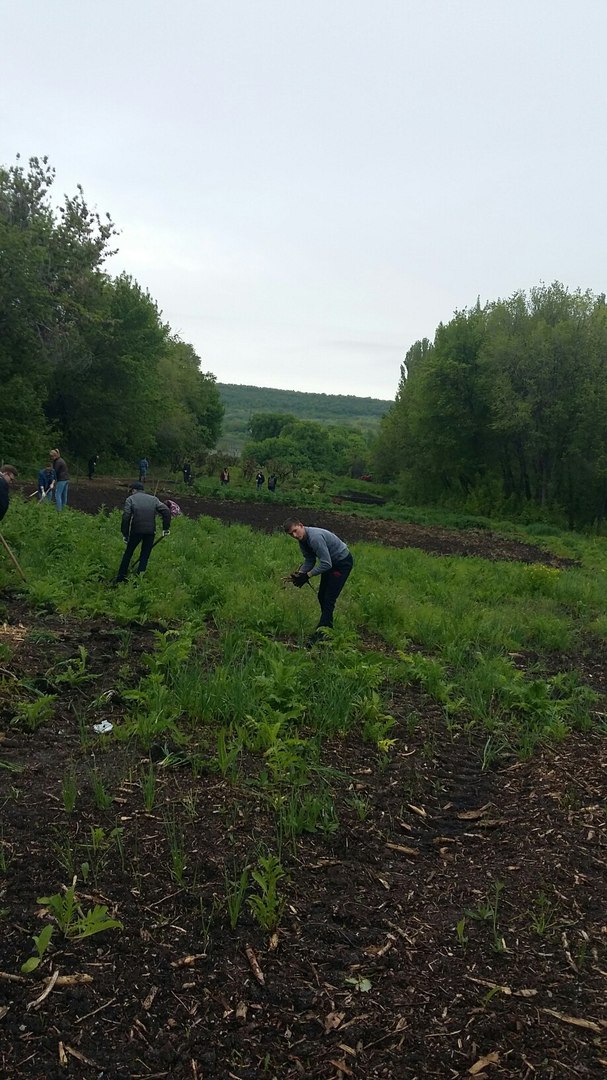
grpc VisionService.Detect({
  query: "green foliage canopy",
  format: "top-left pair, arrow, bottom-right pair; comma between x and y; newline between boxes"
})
243,414 -> 371,477
373,283 -> 607,527
218,384 -> 391,453
0,155 -> 223,467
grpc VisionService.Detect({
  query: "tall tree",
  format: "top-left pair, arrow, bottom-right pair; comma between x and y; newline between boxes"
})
155,340 -> 223,462
0,154 -> 222,469
374,283 -> 607,525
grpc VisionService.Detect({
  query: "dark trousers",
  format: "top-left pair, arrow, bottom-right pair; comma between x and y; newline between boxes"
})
316,554 -> 353,630
116,532 -> 154,581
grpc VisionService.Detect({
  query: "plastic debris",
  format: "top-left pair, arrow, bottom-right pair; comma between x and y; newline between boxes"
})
93,720 -> 113,735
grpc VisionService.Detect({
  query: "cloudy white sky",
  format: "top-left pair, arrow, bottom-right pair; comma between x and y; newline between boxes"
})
4,1 -> 607,399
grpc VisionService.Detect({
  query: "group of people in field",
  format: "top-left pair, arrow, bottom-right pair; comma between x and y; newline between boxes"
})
0,455 -> 353,645
35,449 -> 71,509
117,485 -> 353,644
255,470 -> 277,492
108,482 -> 354,643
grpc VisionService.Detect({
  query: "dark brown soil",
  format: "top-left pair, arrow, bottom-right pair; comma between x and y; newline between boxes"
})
1,491 -> 603,1079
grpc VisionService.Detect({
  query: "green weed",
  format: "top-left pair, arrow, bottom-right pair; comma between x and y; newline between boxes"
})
216,727 -> 241,780
61,768 -> 78,813
89,770 -> 113,810
247,854 -> 286,932
46,646 -> 98,688
225,865 -> 250,930
357,690 -> 397,753
21,924 -> 54,973
12,693 -> 56,732
140,764 -> 156,811
347,794 -> 371,821
455,917 -> 468,947
277,789 -> 339,844
466,881 -> 507,953
38,877 -> 123,939
164,814 -> 187,886
528,891 -> 558,937
83,826 -> 124,884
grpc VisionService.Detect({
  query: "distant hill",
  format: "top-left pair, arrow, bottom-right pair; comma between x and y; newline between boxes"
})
217,383 -> 393,452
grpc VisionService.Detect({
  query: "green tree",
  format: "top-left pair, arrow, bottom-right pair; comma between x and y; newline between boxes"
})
0,154 -> 222,470
0,155 -> 117,462
155,340 -> 223,463
46,275 -> 168,460
248,413 -> 295,441
374,283 -> 607,526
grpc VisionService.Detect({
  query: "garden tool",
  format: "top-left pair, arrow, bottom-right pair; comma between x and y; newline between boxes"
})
0,531 -> 27,581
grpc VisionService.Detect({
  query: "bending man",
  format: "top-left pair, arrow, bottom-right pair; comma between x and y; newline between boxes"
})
115,482 -> 171,583
284,517 -> 353,644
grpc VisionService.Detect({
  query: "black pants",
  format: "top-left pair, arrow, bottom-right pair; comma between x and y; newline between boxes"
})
116,532 -> 154,581
316,554 -> 353,630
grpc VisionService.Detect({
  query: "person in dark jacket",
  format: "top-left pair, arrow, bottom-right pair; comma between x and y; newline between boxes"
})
255,470 -> 265,491
49,449 -> 69,510
37,464 -> 55,501
115,482 -> 171,582
0,465 -> 18,522
268,473 -> 277,493
182,461 -> 192,485
284,517 -> 353,644
88,455 -> 98,480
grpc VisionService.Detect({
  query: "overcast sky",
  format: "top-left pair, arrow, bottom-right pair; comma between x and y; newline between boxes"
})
4,1 -> 607,399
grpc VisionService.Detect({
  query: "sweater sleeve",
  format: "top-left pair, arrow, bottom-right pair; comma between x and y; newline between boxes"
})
156,500 -> 172,531
297,540 -> 315,575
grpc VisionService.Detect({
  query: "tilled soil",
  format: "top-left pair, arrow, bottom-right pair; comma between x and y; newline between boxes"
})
0,493 -> 603,1079
62,480 -> 574,568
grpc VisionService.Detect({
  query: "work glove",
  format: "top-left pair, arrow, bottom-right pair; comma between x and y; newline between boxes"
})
291,572 -> 309,588
162,530 -> 170,537
122,535 -> 128,544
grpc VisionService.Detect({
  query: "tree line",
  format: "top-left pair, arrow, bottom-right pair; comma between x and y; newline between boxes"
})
218,383 -> 390,452
373,283 -> 607,527
0,156 -> 223,469
242,413 -> 373,478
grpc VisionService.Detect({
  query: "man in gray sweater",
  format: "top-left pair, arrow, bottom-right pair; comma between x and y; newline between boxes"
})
284,517 -> 354,644
115,482 -> 171,583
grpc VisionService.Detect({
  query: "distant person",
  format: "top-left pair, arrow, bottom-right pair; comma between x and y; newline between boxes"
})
37,464 -> 55,501
49,449 -> 69,511
284,517 -> 353,646
220,467 -> 230,485
255,470 -> 265,491
182,461 -> 192,485
268,473 -> 277,493
88,454 -> 98,481
0,465 -> 18,522
115,482 -> 171,583
139,457 -> 149,483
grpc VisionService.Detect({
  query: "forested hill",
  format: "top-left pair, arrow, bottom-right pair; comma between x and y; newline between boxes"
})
218,383 -> 392,450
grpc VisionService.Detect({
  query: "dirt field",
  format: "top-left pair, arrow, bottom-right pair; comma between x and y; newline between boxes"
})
1,487 -> 604,1079
63,479 -> 574,568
